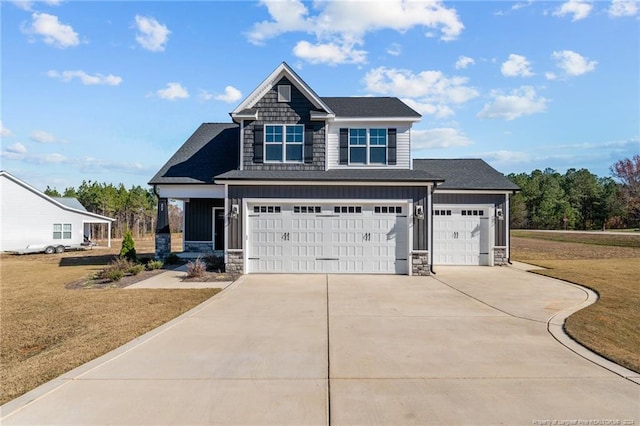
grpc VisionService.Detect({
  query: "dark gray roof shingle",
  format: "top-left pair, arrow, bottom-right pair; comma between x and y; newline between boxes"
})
149,123 -> 239,185
52,197 -> 87,211
321,97 -> 421,118
215,169 -> 442,182
413,159 -> 520,191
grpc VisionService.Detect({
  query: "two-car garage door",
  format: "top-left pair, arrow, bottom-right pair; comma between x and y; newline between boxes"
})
247,203 -> 408,274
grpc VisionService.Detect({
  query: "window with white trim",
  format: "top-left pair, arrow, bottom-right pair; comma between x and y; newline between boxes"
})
349,128 -> 387,164
334,206 -> 362,214
277,85 -> 291,102
293,206 -> 321,214
374,206 -> 402,214
53,223 -> 72,239
265,124 -> 303,162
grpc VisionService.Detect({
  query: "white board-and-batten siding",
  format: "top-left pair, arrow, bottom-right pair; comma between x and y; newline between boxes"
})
325,122 -> 412,170
0,174 -> 110,252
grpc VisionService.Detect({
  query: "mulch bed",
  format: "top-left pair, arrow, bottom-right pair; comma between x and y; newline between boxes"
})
66,268 -> 238,290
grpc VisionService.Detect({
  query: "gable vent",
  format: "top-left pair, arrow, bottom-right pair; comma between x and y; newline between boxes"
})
277,85 -> 291,102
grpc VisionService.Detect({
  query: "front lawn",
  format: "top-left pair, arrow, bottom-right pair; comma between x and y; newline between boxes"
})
0,237 -> 219,405
511,231 -> 640,373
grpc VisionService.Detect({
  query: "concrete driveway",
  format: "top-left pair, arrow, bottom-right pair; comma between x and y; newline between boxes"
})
2,267 -> 639,425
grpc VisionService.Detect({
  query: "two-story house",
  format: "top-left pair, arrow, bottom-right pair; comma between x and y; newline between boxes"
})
150,62 -> 519,275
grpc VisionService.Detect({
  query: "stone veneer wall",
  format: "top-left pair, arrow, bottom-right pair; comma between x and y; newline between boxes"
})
155,233 -> 171,260
411,251 -> 430,276
494,247 -> 508,265
226,251 -> 244,275
183,241 -> 214,253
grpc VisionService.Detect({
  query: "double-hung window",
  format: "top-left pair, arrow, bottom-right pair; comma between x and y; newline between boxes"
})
265,124 -> 303,162
53,223 -> 72,239
349,128 -> 387,164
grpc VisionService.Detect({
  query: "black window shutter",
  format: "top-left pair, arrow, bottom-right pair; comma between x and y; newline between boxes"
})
339,128 -> 349,165
388,128 -> 397,165
304,126 -> 314,164
253,126 -> 263,164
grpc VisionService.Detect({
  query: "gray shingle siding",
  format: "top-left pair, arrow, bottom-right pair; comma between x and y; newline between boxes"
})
243,77 -> 325,171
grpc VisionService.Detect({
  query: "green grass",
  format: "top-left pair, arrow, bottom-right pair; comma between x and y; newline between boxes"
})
512,230 -> 640,248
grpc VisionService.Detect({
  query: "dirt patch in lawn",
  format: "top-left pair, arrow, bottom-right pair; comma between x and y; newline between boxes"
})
511,235 -> 640,373
0,242 -> 219,405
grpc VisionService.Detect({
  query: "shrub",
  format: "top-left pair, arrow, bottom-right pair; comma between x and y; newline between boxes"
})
120,230 -> 137,262
164,253 -> 180,265
105,269 -> 124,282
204,254 -> 225,272
138,256 -> 152,265
96,257 -> 134,280
127,264 -> 145,276
186,257 -> 206,278
146,260 -> 164,270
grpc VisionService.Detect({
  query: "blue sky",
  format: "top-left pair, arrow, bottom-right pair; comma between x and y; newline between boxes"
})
1,0 -> 638,191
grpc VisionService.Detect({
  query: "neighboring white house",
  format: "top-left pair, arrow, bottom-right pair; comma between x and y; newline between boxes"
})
0,170 -> 114,253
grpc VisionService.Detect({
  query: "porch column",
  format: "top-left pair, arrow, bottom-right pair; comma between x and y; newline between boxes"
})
155,198 -> 171,260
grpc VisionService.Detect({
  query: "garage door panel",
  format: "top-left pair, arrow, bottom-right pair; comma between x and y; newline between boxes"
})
433,206 -> 491,266
248,203 -> 408,274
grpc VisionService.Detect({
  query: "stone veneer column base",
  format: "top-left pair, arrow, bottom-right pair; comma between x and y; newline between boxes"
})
226,251 -> 244,275
155,233 -> 171,260
411,251 -> 430,276
183,241 -> 214,253
494,247 -> 508,265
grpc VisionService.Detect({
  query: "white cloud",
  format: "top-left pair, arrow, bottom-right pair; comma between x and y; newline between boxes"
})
6,142 -> 27,154
293,39 -> 367,65
512,1 -> 534,11
553,0 -> 593,21
387,42 -> 402,56
134,15 -> 170,52
480,150 -> 532,164
30,130 -> 61,144
412,128 -> 473,150
401,99 -> 454,119
156,82 -> 189,100
199,90 -> 214,102
247,0 -> 464,64
552,50 -> 597,76
364,67 -> 479,104
0,121 -> 13,137
545,72 -> 557,80
214,86 -> 243,103
477,86 -> 548,121
455,55 -> 475,69
22,12 -> 79,48
608,0 -> 638,17
501,54 -> 534,77
12,0 -> 61,12
47,70 -> 122,86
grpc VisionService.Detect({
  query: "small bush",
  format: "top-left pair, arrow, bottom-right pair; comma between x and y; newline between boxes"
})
204,254 -> 225,272
186,257 -> 207,278
120,230 -> 137,262
146,260 -> 164,270
105,269 -> 124,282
138,256 -> 152,265
96,257 -> 135,280
127,264 -> 145,276
164,253 -> 180,265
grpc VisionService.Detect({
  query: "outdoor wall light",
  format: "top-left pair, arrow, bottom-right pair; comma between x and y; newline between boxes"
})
230,204 -> 239,219
496,208 -> 504,220
415,205 -> 425,220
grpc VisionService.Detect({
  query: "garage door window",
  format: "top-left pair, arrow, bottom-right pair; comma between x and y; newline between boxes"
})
253,206 -> 282,213
374,206 -> 402,214
334,206 -> 362,214
434,210 -> 452,216
293,206 -> 321,213
462,210 -> 484,216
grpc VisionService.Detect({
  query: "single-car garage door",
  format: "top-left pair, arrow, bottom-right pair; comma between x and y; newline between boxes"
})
248,203 -> 408,274
433,206 -> 494,266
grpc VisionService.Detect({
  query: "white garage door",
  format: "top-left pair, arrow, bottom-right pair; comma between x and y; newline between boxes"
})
433,207 -> 493,266
248,203 -> 408,274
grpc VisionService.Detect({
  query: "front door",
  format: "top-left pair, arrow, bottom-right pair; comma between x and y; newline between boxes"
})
213,208 -> 225,251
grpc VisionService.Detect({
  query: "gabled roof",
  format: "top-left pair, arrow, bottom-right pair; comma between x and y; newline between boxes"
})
413,159 -> 520,191
149,123 -> 240,185
0,170 -> 114,222
215,169 -> 443,183
231,62 -> 333,119
321,97 -> 421,120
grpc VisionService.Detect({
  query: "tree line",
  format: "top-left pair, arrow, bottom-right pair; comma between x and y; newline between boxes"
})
508,155 -> 639,230
45,181 -> 158,239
